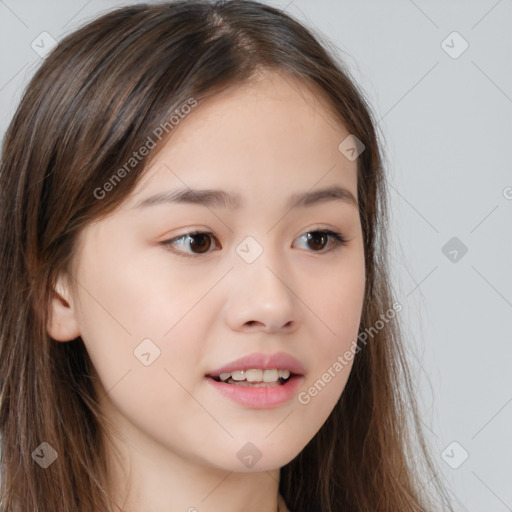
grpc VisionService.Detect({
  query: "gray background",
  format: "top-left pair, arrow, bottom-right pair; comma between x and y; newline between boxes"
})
1,1 -> 511,510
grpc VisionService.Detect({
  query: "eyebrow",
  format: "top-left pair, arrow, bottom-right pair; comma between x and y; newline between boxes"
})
133,185 -> 358,210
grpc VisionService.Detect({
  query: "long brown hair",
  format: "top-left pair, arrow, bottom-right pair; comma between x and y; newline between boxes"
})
0,1 -> 455,510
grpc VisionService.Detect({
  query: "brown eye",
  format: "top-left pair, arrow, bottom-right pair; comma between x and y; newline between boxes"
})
162,229 -> 347,258
162,231 -> 220,256
294,230 -> 347,253
305,232 -> 329,251
187,233 -> 212,253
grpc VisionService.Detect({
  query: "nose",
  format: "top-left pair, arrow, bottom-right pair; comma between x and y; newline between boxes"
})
223,250 -> 303,334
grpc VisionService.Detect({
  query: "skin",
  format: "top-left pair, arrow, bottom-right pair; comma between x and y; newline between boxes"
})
48,68 -> 366,512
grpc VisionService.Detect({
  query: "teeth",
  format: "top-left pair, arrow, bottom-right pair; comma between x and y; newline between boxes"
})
218,369 -> 291,383
262,369 -> 278,382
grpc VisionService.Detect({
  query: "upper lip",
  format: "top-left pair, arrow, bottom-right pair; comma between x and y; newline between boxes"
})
206,352 -> 305,377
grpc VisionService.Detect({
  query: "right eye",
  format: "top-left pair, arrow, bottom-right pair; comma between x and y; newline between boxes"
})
160,231 -> 221,257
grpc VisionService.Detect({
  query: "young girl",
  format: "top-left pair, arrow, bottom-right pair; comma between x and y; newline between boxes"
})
0,1 -> 456,511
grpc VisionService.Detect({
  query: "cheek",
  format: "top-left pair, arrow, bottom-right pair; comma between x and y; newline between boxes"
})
310,250 -> 365,354
71,243 -> 210,396
74,278 -> 208,453
297,248 -> 365,406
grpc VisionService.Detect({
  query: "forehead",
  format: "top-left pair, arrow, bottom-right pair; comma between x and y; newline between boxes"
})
124,69 -> 358,209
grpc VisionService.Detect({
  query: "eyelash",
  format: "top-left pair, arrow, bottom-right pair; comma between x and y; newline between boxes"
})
160,229 -> 348,258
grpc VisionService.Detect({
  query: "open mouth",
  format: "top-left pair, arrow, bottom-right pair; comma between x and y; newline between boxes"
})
205,365 -> 305,408
206,369 -> 299,387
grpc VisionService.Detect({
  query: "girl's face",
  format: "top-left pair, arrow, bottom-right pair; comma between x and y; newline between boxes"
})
50,69 -> 365,475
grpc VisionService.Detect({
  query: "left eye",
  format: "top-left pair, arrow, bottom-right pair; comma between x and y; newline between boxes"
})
294,230 -> 347,252
161,229 -> 347,257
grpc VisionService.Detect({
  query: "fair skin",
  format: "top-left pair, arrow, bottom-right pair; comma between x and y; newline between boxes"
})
48,69 -> 365,512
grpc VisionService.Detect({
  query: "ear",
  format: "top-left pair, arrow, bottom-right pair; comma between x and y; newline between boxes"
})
47,273 -> 81,342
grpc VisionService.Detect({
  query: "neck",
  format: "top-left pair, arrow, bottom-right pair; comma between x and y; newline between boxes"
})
106,434 -> 282,511
99,389 -> 286,512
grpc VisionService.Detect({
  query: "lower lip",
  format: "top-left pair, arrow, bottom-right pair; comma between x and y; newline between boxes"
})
205,375 -> 304,409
